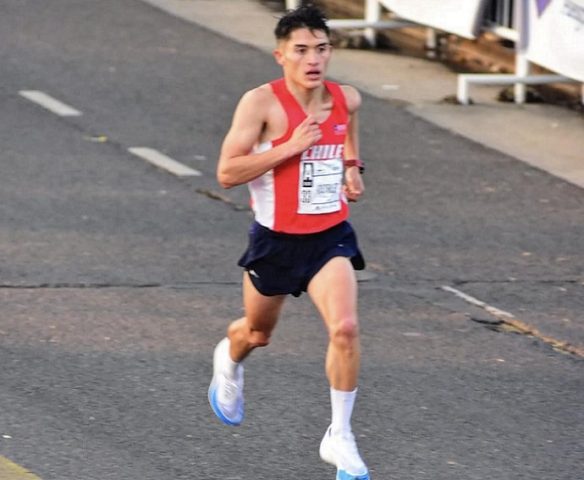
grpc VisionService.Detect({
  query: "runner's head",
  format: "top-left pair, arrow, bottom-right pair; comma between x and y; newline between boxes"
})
274,4 -> 332,89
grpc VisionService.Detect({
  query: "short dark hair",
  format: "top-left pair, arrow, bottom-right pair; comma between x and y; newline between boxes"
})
274,4 -> 330,40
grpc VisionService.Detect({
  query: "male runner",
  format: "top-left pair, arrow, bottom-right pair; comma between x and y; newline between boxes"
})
208,5 -> 369,479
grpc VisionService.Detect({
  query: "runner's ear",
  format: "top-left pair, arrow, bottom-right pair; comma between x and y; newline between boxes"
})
273,47 -> 284,66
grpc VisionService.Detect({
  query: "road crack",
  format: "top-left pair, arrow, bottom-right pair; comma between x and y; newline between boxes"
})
195,188 -> 251,211
441,285 -> 584,358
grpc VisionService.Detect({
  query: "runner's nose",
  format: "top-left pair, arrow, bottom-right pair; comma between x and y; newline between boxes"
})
306,49 -> 319,65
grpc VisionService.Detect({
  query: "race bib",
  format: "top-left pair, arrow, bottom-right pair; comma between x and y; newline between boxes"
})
298,156 -> 343,214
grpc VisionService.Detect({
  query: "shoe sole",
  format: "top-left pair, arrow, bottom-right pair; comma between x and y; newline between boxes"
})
337,471 -> 370,480
208,377 -> 243,426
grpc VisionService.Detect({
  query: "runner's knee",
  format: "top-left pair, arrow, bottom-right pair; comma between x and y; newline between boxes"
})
226,319 -> 271,348
328,317 -> 359,348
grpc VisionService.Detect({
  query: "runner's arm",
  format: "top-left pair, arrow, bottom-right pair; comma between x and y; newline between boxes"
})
342,85 -> 361,161
341,85 -> 364,201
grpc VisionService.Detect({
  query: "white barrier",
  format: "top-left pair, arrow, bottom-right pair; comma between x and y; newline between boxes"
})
284,0 -> 582,105
380,0 -> 489,39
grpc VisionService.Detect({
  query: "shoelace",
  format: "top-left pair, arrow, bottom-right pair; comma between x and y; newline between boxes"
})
218,374 -> 241,405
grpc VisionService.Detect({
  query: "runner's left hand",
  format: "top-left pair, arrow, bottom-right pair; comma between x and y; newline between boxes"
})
343,167 -> 364,202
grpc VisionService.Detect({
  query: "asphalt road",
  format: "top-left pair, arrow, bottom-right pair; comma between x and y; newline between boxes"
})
0,1 -> 582,479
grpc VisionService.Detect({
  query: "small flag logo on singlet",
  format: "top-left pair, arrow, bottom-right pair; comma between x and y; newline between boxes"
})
333,124 -> 347,135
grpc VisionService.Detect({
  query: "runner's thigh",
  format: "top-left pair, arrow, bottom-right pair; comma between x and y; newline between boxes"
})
243,271 -> 287,332
307,256 -> 358,328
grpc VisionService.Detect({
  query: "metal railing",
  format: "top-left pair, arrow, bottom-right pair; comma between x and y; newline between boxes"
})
459,0 -> 577,104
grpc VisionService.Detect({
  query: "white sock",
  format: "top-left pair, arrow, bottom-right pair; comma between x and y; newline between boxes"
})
330,387 -> 357,436
220,338 -> 241,380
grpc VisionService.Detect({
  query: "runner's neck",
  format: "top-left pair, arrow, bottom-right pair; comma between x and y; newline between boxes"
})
284,78 -> 329,111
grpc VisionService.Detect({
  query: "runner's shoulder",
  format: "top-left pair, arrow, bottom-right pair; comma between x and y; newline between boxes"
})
239,84 -> 277,111
340,84 -> 362,113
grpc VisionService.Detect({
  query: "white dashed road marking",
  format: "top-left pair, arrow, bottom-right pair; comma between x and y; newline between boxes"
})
128,147 -> 202,177
17,90 -> 202,179
19,90 -> 82,117
441,285 -> 515,318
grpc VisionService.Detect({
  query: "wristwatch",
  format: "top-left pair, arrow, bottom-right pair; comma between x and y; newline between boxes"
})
344,158 -> 365,174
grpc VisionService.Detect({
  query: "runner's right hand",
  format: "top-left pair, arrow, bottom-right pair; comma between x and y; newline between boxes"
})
289,115 -> 322,153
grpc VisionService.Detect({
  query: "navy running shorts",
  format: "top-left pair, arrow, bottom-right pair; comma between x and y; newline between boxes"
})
237,221 -> 365,297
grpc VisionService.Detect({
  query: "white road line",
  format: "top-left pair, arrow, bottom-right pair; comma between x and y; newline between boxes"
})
19,90 -> 82,116
441,285 -> 515,318
128,147 -> 202,177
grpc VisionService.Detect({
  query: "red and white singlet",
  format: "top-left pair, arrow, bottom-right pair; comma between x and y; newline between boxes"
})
249,78 -> 350,234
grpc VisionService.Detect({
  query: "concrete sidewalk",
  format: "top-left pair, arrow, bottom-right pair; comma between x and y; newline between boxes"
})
141,0 -> 583,189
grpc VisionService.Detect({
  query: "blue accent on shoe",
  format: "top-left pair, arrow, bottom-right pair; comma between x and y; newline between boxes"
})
337,470 -> 370,480
208,381 -> 244,426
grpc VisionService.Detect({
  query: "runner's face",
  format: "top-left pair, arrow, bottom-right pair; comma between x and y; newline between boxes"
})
275,28 -> 332,89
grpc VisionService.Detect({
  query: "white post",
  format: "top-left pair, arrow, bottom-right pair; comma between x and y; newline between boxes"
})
425,28 -> 437,59
457,76 -> 471,105
514,0 -> 529,103
285,0 -> 299,10
364,0 -> 381,47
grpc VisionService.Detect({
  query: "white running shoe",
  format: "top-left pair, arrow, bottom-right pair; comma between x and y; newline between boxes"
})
208,338 -> 244,426
320,425 -> 370,480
